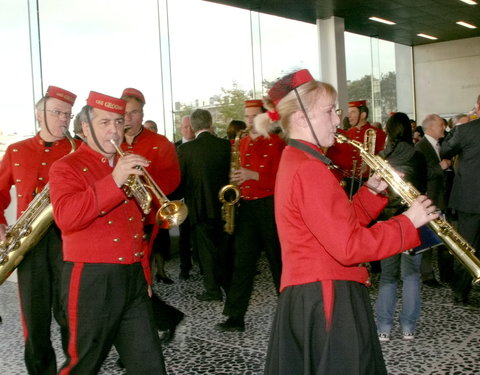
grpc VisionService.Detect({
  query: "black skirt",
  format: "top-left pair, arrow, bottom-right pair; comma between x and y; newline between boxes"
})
264,280 -> 387,375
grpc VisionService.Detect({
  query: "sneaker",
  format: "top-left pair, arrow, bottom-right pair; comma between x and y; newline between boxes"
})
402,332 -> 415,340
378,333 -> 390,342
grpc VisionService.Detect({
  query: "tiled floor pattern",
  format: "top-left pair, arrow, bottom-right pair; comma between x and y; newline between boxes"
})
1,252 -> 480,374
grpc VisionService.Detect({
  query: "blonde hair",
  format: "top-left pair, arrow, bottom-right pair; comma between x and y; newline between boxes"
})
255,80 -> 337,138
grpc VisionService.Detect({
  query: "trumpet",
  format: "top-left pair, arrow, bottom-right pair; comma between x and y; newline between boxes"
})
110,140 -> 188,228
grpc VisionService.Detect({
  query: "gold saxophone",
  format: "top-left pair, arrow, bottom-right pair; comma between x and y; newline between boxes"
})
0,129 -> 76,285
109,140 -> 188,228
218,128 -> 249,234
349,128 -> 377,200
336,132 -> 480,285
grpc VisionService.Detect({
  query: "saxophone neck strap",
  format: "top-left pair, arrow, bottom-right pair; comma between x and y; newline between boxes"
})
288,139 -> 333,166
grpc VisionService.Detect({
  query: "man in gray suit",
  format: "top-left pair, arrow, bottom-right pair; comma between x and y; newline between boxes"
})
177,109 -> 231,301
415,114 -> 453,286
441,117 -> 480,304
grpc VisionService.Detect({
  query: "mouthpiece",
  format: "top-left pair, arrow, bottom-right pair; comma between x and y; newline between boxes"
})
334,132 -> 348,143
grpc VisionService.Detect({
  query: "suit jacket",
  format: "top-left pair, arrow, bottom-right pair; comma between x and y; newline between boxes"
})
441,118 -> 480,214
177,131 -> 230,226
415,136 -> 447,211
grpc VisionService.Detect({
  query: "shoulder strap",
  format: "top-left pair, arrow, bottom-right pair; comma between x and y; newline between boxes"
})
288,139 -> 333,166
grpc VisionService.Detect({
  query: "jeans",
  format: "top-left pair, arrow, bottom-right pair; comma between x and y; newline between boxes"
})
375,252 -> 422,334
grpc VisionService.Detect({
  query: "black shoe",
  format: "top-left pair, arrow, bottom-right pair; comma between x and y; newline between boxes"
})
116,358 -> 125,369
423,279 -> 442,288
156,274 -> 174,284
179,270 -> 190,280
158,328 -> 174,344
196,292 -> 222,302
215,317 -> 245,332
453,293 -> 469,305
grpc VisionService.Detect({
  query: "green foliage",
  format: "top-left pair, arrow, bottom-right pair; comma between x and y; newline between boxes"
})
347,71 -> 397,124
173,72 -> 397,137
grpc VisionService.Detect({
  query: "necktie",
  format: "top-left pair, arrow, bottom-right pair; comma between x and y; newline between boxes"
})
435,141 -> 441,159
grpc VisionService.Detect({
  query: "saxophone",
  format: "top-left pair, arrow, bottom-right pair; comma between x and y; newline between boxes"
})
218,128 -> 249,234
350,128 -> 377,199
335,132 -> 480,285
0,129 -> 76,285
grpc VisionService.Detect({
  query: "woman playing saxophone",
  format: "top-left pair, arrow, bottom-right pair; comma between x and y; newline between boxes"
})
260,69 -> 438,375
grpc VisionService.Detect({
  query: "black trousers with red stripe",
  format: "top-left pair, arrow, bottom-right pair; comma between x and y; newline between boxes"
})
59,262 -> 166,375
17,225 -> 67,375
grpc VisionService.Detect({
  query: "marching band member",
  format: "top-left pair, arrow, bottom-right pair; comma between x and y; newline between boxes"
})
258,69 -> 438,375
120,88 -> 180,283
216,100 -> 285,332
327,100 -> 386,196
49,91 -> 166,374
0,86 -> 78,375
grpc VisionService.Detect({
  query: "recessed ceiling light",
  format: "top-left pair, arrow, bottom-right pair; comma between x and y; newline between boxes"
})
369,16 -> 396,25
417,33 -> 438,40
459,0 -> 477,5
456,21 -> 477,29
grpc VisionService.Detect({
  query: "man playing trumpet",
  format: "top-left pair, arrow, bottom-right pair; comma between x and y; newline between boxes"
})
49,91 -> 167,374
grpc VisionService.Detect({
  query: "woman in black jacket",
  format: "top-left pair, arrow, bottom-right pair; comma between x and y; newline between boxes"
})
375,112 -> 428,342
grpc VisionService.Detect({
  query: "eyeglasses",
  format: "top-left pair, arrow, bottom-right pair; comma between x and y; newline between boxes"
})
42,109 -> 74,119
124,109 -> 143,117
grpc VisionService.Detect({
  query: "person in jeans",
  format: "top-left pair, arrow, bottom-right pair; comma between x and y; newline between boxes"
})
375,112 -> 428,341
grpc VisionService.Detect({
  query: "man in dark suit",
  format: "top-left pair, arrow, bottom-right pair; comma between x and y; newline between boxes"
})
415,114 -> 453,286
177,109 -> 231,301
441,117 -> 480,304
174,115 -> 195,280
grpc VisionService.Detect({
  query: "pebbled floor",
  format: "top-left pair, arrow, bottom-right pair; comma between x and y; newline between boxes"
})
1,244 -> 479,374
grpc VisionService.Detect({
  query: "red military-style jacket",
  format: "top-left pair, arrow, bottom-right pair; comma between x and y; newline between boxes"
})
238,133 -> 285,200
275,141 -> 420,292
49,143 -> 151,279
327,123 -> 386,179
121,128 -> 180,226
0,134 -> 80,225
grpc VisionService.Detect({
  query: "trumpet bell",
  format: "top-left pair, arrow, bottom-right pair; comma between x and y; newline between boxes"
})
156,200 -> 189,228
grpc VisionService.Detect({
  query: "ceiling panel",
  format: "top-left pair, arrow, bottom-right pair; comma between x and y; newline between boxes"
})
204,0 -> 480,46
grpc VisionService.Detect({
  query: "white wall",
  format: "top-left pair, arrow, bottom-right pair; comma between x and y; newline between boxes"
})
413,36 -> 480,123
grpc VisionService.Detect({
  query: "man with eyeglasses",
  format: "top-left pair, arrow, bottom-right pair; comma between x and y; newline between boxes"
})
0,85 -> 80,375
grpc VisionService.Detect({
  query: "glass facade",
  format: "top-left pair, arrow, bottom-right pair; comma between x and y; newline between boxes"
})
344,32 -> 405,126
0,0 -> 413,156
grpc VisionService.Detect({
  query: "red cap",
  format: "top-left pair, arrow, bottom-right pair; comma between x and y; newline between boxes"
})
245,99 -> 263,108
46,86 -> 76,105
268,69 -> 314,105
348,100 -> 367,108
87,91 -> 126,115
121,88 -> 145,104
